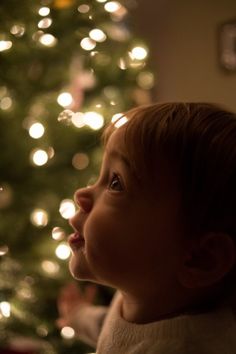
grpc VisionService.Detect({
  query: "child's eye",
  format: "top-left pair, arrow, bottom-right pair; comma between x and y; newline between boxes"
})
108,173 -> 123,191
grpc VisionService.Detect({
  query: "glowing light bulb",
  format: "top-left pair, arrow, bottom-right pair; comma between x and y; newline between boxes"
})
10,24 -> 25,37
31,149 -> 49,166
117,58 -> 127,70
0,245 -> 9,256
61,326 -> 75,339
71,112 -> 86,128
59,199 -> 76,219
52,227 -> 65,240
55,243 -> 71,260
39,34 -> 57,47
89,29 -> 107,42
72,153 -> 89,170
104,1 -> 121,12
96,0 -> 107,2
30,208 -> 49,227
78,4 -> 90,13
0,97 -> 13,110
48,146 -> 55,159
29,122 -> 45,139
38,7 -> 50,16
38,18 -> 52,29
0,41 -> 12,52
112,113 -> 128,128
80,37 -> 96,51
57,92 -> 73,107
131,46 -> 148,60
0,302 -> 11,318
41,260 -> 60,274
84,112 -> 104,130
58,109 -> 74,124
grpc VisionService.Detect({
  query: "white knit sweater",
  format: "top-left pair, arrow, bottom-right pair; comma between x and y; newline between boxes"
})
70,291 -> 236,353
95,292 -> 236,354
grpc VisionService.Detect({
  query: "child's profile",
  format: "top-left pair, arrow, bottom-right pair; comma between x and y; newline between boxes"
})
57,102 -> 236,353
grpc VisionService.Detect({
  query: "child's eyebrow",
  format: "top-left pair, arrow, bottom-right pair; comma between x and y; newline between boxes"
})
106,148 -> 142,186
106,148 -> 131,170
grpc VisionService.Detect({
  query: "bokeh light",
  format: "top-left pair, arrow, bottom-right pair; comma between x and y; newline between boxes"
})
61,326 -> 75,339
57,93 -> 73,107
30,208 -> 49,227
31,149 -> 49,166
38,7 -> 50,16
0,41 -> 12,52
52,227 -> 66,241
84,111 -> 104,130
59,199 -> 76,219
80,37 -> 96,51
39,34 -> 57,47
0,302 -> 11,318
55,243 -> 71,260
29,122 -> 45,139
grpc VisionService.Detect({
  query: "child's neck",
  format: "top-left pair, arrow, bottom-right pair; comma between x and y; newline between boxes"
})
120,291 -> 215,324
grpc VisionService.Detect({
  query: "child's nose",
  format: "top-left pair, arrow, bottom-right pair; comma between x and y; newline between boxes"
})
74,187 -> 93,214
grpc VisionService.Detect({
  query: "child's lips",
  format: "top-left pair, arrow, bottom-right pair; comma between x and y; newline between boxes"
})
68,231 -> 85,250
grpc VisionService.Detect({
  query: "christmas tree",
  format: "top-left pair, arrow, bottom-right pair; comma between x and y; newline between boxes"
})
0,0 -> 154,352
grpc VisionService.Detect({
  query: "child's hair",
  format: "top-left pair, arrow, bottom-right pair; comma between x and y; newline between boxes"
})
103,102 -> 236,240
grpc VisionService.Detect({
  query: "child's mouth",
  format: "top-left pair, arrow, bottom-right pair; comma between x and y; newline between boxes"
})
68,231 -> 85,250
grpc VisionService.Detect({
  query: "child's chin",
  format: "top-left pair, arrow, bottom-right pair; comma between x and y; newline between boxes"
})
69,253 -> 95,281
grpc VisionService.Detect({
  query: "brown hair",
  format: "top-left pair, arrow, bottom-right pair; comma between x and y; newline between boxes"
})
103,102 -> 236,238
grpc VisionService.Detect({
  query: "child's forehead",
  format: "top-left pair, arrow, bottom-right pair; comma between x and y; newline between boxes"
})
105,127 -> 126,152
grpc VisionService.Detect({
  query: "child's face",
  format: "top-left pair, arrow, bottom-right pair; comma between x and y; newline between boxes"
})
69,126 -> 186,297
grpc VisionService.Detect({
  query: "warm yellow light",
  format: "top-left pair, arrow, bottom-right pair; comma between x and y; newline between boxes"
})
117,58 -> 127,70
39,34 -> 57,47
31,149 -> 49,166
59,199 -> 76,219
96,0 -> 107,2
61,326 -> 75,339
41,260 -> 60,274
78,4 -> 90,13
38,18 -> 52,29
52,227 -> 65,240
111,113 -> 123,123
0,245 -> 9,256
0,41 -> 12,52
71,112 -> 86,128
112,113 -> 128,128
30,208 -> 49,227
89,29 -> 107,42
55,243 -> 71,260
104,1 -> 121,12
10,25 -> 25,37
48,147 -> 55,159
29,122 -> 45,139
57,92 -> 73,107
72,153 -> 89,170
84,111 -> 104,130
58,109 -> 74,124
131,46 -> 148,60
0,97 -> 13,110
80,37 -> 96,51
38,7 -> 50,16
0,302 -> 11,318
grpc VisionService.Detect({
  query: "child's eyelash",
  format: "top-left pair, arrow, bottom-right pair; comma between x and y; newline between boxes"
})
108,173 -> 124,191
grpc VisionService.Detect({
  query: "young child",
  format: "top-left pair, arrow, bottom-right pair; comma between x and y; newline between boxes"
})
57,102 -> 236,353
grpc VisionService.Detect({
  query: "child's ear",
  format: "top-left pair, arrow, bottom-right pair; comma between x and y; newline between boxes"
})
178,232 -> 236,289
